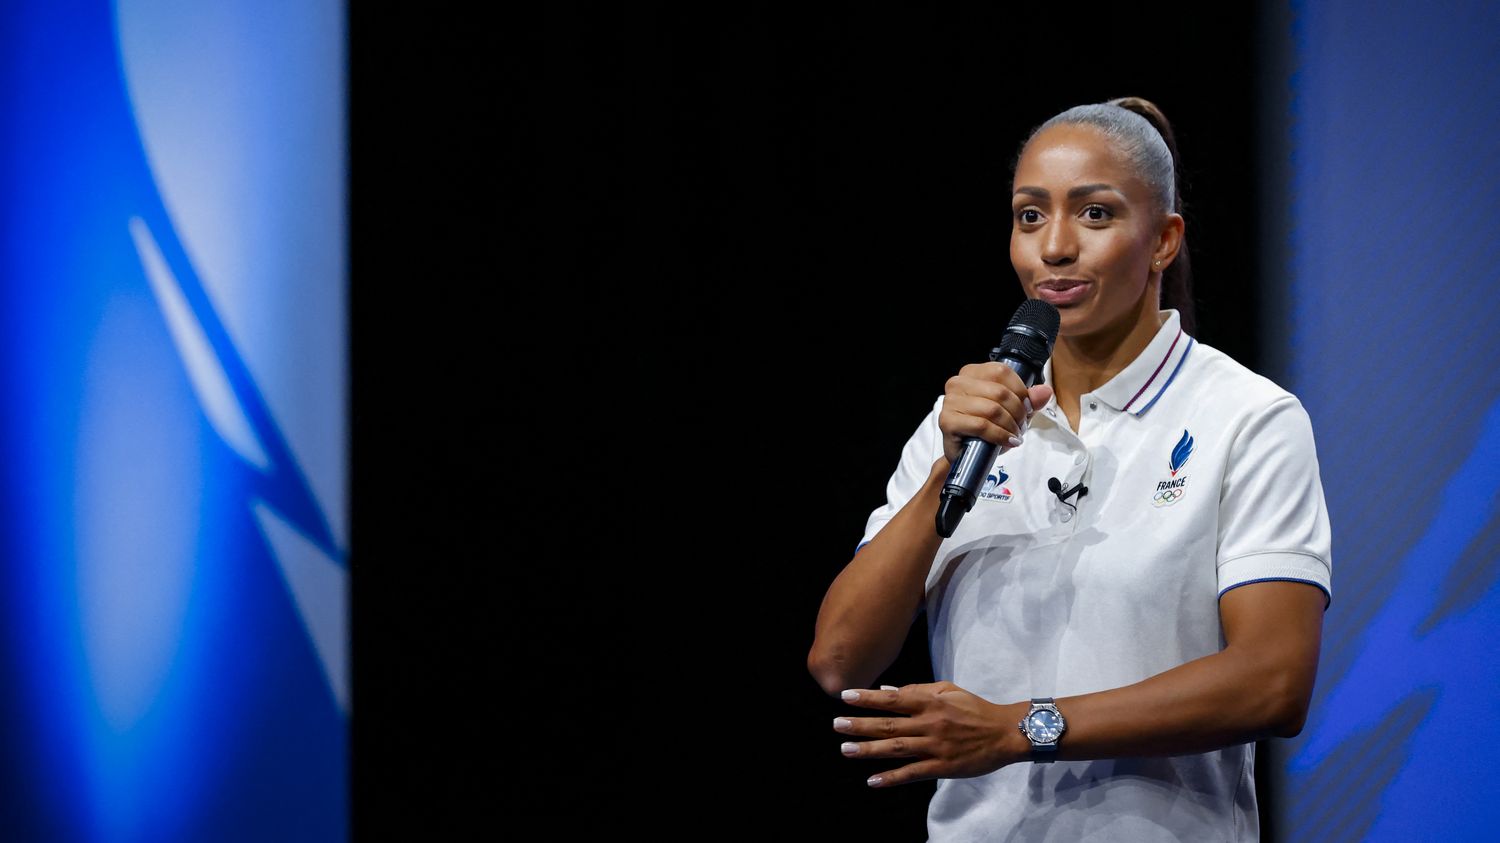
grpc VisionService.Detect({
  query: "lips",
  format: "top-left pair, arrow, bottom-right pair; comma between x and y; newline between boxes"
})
1035,279 -> 1090,307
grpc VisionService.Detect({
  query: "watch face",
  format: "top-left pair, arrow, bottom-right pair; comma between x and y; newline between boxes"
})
1026,709 -> 1064,742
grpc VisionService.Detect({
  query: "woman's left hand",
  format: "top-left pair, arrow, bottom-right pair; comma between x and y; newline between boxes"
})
833,682 -> 1027,787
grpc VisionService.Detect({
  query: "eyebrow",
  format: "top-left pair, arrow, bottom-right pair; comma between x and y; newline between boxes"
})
1012,183 -> 1125,201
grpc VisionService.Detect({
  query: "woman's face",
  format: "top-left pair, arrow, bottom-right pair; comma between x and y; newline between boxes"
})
1009,123 -> 1177,340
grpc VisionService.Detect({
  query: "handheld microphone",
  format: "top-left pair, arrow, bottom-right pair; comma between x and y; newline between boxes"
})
936,299 -> 1060,537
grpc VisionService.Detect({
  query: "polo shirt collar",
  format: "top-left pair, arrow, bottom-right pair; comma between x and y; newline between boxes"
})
1040,309 -> 1196,418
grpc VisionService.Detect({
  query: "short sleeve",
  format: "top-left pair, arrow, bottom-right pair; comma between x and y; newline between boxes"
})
857,395 -> 945,553
1216,395 -> 1333,605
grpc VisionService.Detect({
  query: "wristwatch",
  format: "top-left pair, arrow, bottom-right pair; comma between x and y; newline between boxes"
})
1018,698 -> 1066,762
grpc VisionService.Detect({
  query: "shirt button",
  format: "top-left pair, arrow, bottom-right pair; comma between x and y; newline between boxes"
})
1089,402 -> 1098,411
1074,453 -> 1085,466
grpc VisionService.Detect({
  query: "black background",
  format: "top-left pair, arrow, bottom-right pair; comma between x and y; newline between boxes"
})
352,3 -> 1270,839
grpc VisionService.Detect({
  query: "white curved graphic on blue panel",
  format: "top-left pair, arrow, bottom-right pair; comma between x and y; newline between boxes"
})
113,1 -> 347,711
130,216 -> 348,713
114,0 -> 347,548
1274,2 -> 1500,840
0,1 -> 346,839
1287,398 -> 1500,839
130,218 -> 270,470
253,501 -> 350,713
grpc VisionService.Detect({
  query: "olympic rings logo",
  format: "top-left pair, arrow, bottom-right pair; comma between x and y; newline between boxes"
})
1152,488 -> 1186,506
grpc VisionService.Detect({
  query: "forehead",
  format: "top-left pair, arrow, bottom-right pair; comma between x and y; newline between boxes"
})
1013,123 -> 1146,195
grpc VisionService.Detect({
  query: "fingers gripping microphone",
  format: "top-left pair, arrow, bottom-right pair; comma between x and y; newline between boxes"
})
936,300 -> 1060,538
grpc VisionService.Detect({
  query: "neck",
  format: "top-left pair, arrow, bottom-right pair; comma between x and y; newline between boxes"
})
1051,298 -> 1166,416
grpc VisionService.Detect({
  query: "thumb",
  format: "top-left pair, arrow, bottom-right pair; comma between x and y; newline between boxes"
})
1027,384 -> 1053,415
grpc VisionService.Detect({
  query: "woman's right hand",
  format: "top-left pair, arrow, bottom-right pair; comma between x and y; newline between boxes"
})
938,363 -> 1054,465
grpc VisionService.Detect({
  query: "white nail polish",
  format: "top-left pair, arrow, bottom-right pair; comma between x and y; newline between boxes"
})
841,689 -> 860,702
1008,435 -> 1023,447
841,742 -> 859,756
833,717 -> 852,731
1024,397 -> 1034,416
867,775 -> 884,787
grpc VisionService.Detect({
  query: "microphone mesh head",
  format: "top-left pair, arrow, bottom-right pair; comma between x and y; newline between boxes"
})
998,299 -> 1060,366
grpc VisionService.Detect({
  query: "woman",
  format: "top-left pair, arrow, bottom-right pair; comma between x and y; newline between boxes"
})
806,98 -> 1331,841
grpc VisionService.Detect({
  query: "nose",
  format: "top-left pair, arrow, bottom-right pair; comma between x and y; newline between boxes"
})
1041,219 -> 1077,267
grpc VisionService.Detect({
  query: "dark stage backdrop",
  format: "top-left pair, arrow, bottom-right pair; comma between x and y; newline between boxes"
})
356,3 -> 1275,840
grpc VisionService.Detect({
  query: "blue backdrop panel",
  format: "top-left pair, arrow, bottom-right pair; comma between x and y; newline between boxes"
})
0,1 -> 346,840
1273,1 -> 1500,840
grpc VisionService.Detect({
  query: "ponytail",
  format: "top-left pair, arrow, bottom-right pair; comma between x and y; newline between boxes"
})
1107,97 -> 1195,335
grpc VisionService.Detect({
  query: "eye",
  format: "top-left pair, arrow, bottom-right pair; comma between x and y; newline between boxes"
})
1016,208 -> 1042,225
1082,204 -> 1112,222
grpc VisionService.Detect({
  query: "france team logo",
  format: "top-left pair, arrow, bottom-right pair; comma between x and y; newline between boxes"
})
1153,429 -> 1193,507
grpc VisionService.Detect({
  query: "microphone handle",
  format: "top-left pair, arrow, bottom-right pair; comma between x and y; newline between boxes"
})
935,354 -> 1041,537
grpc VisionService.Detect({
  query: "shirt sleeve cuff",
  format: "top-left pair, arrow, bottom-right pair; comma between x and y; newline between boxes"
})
1217,550 -> 1332,607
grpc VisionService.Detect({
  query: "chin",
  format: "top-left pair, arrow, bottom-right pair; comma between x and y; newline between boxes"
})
1054,305 -> 1090,329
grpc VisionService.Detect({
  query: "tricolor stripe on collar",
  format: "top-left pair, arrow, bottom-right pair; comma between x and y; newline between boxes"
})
1121,329 -> 1195,416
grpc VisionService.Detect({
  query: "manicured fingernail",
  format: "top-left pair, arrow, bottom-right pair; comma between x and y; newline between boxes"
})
880,685 -> 898,690
841,742 -> 859,756
841,689 -> 859,701
1008,435 -> 1023,447
833,717 -> 852,731
1024,397 -> 1034,416
867,775 -> 884,787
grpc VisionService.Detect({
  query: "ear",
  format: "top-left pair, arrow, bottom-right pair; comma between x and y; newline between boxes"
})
1152,213 -> 1185,270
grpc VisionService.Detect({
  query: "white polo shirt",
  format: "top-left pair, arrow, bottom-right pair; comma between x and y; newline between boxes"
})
859,309 -> 1332,842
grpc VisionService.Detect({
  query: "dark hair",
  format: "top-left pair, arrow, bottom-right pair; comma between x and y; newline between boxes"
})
1013,97 -> 1196,335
